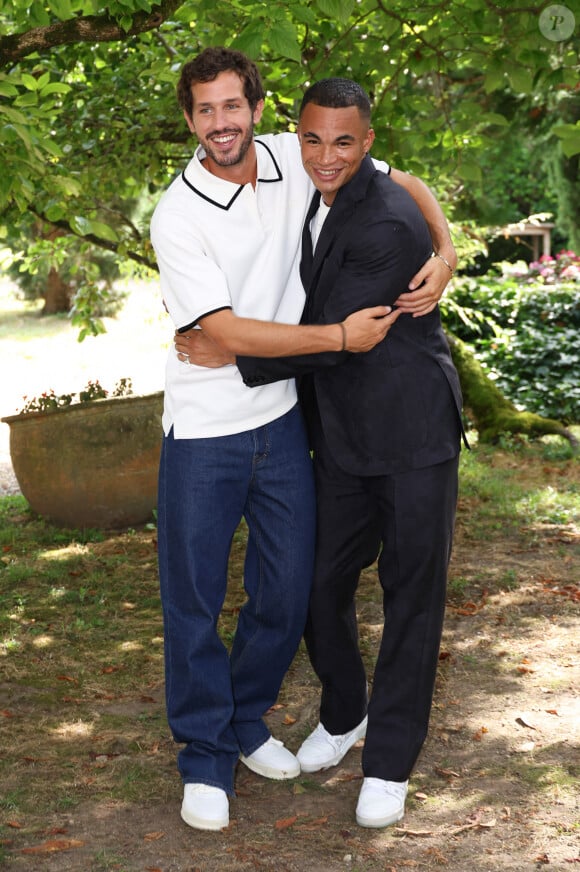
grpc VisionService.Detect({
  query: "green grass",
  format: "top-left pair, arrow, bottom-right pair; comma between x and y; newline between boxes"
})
517,484 -> 580,526
450,435 -> 579,598
447,575 -> 471,598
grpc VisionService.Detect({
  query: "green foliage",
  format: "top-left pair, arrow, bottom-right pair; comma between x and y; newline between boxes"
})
0,0 -> 579,335
543,93 -> 580,251
553,121 -> 580,158
17,377 -> 133,415
446,256 -> 580,424
2,1 -> 579,206
4,225 -> 127,327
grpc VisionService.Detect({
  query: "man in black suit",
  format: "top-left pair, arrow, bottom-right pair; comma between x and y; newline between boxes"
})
234,78 -> 465,828
176,78 -> 464,829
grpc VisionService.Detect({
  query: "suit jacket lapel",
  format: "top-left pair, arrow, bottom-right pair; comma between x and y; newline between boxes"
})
299,190 -> 321,291
310,197 -> 353,278
305,155 -> 379,308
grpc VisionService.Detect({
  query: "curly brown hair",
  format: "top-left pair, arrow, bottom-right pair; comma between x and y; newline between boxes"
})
177,47 -> 265,118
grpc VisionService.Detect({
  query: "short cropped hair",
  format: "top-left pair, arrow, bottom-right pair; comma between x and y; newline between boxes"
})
177,46 -> 265,117
299,78 -> 372,123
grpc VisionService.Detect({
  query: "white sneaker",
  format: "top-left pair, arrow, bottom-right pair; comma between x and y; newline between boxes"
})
181,783 -> 229,831
240,736 -> 300,780
297,716 -> 368,773
355,777 -> 408,828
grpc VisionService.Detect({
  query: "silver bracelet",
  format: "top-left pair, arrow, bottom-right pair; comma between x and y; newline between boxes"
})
432,251 -> 454,275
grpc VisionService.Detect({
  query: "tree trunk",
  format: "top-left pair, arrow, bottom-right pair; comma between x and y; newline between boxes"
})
448,333 -> 577,449
42,266 -> 73,314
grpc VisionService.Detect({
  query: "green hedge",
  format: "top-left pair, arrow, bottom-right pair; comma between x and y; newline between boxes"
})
444,255 -> 580,424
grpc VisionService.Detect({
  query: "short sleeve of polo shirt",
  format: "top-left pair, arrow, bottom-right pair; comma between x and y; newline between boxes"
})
372,157 -> 391,175
150,187 -> 232,331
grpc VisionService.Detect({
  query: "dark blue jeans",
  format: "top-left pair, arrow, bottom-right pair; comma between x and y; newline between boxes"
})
157,405 -> 316,794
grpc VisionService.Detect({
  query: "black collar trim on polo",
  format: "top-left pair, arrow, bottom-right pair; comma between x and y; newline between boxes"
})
255,139 -> 283,184
181,138 -> 284,211
180,172 -> 246,212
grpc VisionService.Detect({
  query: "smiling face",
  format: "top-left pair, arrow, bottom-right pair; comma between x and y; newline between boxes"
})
298,103 -> 375,205
184,70 -> 264,180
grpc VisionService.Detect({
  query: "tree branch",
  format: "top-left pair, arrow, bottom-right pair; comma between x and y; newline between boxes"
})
0,0 -> 182,67
27,206 -> 158,272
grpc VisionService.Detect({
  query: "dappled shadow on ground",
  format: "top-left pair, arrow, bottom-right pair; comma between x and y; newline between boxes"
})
1,454 -> 579,871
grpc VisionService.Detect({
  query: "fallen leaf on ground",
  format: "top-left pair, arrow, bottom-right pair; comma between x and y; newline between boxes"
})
324,771 -> 363,786
282,714 -> 297,725
453,602 -> 480,615
515,715 -> 538,730
144,831 -> 165,841
275,816 -> 298,830
21,839 -> 85,854
450,809 -> 497,835
296,816 -> 328,830
435,766 -> 460,778
426,847 -> 449,863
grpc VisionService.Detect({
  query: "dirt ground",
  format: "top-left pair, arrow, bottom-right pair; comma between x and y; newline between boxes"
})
2,465 -> 578,872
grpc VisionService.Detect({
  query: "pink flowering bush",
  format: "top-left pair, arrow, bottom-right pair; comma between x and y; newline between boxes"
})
520,250 -> 580,285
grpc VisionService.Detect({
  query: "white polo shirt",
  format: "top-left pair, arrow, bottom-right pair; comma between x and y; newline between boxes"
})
151,132 -> 389,439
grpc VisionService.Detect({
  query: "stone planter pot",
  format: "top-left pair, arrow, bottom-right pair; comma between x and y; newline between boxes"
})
2,392 -> 163,529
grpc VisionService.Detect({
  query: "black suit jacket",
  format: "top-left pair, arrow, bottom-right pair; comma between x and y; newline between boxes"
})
238,156 -> 465,476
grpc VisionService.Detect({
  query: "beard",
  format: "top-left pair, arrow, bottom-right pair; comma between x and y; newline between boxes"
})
202,123 -> 255,167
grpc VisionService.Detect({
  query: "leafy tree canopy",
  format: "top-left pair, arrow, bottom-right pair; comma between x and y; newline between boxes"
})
1,0 -> 579,273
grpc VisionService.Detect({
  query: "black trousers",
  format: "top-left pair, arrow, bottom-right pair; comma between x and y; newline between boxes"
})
304,441 -> 459,783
